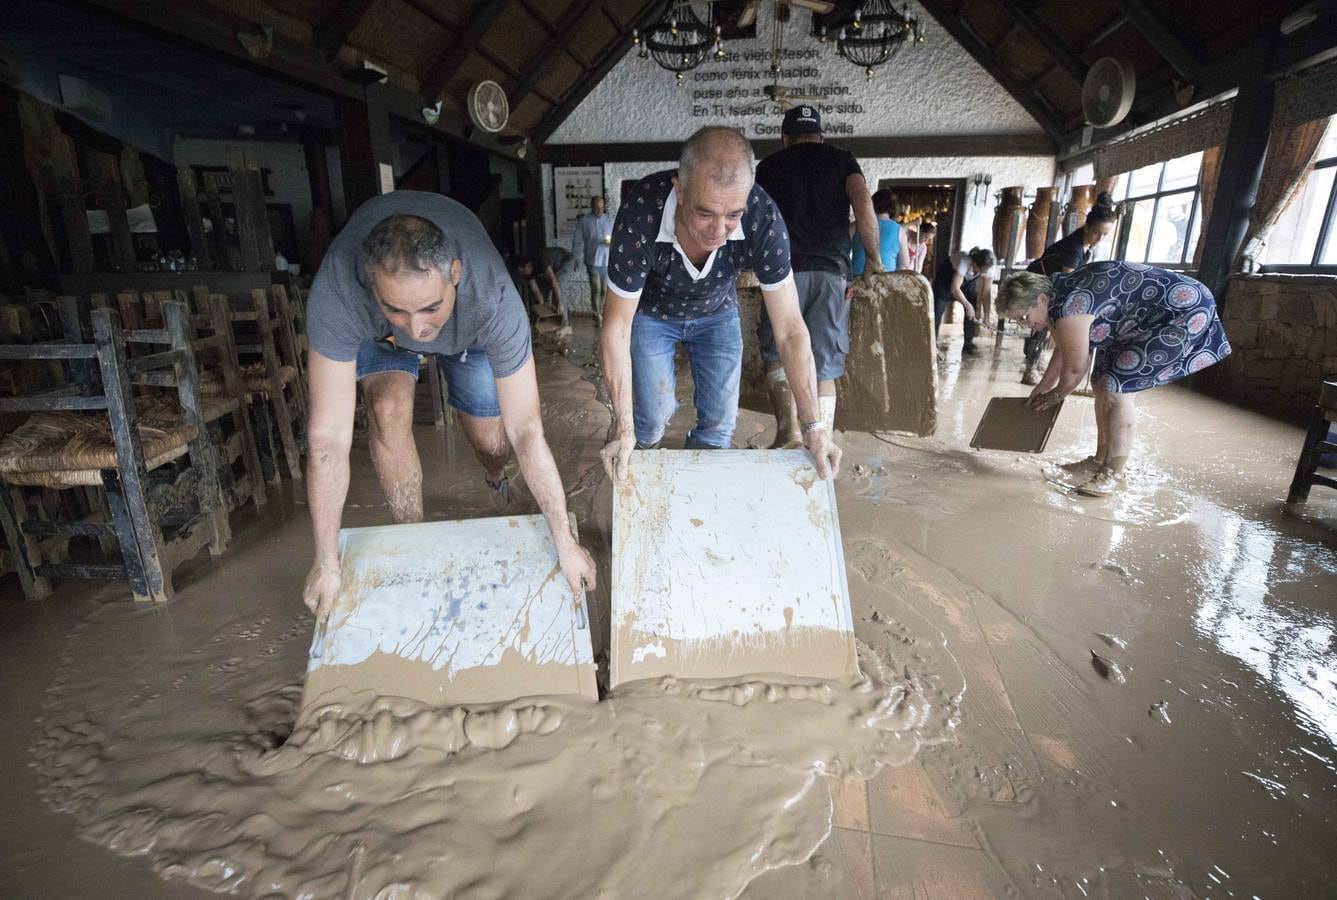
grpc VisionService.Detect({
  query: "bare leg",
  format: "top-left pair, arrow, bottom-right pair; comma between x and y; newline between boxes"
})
362,372 -> 423,523
1093,387 -> 1111,465
456,411 -> 512,482
1103,392 -> 1136,472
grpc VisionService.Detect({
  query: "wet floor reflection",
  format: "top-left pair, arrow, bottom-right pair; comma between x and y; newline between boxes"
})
1193,503 -> 1337,749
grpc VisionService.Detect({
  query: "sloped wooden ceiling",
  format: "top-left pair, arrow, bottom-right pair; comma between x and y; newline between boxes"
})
914,0 -> 1315,141
195,0 -> 666,138
119,0 -> 1327,144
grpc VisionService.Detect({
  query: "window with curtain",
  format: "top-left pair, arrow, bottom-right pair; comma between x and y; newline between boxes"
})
1107,151 -> 1204,268
1258,119 -> 1337,271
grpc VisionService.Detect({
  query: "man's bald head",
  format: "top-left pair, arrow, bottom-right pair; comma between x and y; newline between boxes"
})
678,126 -> 755,193
672,127 -> 755,256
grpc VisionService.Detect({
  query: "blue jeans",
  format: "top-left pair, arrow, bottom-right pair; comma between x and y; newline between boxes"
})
630,306 -> 742,449
588,265 -> 608,318
355,338 -> 502,418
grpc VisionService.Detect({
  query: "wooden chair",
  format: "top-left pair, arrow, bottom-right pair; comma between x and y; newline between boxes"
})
1287,379 -> 1337,506
0,301 -> 231,602
188,293 -> 269,513
220,288 -> 307,482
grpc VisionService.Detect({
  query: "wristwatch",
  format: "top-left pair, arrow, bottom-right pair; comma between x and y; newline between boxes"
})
800,421 -> 826,437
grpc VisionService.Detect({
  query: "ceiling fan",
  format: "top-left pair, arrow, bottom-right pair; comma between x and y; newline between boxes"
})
737,0 -> 835,29
747,0 -> 835,108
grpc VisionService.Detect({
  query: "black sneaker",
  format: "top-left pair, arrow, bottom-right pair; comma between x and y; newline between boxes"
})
962,343 -> 978,355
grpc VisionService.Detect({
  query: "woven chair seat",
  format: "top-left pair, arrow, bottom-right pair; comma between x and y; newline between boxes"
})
199,362 -> 297,397
0,396 -> 230,487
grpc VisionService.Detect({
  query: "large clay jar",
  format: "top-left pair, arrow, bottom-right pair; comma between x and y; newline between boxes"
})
1064,184 -> 1097,235
992,186 -> 1026,264
1026,187 -> 1056,260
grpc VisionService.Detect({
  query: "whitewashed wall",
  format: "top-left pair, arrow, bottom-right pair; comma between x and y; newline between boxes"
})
549,2 -> 1044,144
540,2 -> 1058,313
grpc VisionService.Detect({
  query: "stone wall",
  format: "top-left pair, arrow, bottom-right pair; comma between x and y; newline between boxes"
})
1195,274 -> 1337,423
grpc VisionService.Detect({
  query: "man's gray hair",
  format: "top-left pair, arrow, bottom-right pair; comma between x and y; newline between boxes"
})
997,271 -> 1055,315
361,214 -> 457,276
679,126 -> 755,188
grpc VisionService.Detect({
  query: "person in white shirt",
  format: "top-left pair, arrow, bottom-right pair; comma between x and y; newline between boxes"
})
571,195 -> 613,325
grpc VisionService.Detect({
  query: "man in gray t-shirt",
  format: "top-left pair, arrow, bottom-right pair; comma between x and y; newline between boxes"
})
302,191 -> 595,618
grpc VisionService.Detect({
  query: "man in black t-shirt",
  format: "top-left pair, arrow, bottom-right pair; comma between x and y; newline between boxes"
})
754,106 -> 884,446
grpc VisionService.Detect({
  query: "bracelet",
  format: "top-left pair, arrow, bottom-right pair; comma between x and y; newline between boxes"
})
801,421 -> 826,437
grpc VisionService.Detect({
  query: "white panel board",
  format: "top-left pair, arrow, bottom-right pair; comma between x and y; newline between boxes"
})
304,515 -> 596,708
611,450 -> 858,687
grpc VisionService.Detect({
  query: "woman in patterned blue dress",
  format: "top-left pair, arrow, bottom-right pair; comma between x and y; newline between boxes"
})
997,262 -> 1231,497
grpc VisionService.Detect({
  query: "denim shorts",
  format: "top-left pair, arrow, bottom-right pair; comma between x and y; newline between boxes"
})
355,338 -> 501,419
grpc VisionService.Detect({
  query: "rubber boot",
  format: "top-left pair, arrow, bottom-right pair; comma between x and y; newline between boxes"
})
767,370 -> 802,449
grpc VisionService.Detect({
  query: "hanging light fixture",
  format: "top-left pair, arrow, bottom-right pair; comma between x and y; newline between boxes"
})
835,1 -> 923,81
632,2 -> 723,85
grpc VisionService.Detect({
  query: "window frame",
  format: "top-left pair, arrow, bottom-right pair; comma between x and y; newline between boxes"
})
1111,155 -> 1203,269
1259,154 -> 1337,274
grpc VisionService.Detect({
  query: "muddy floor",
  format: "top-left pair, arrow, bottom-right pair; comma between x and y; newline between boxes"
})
1,320 -> 1334,898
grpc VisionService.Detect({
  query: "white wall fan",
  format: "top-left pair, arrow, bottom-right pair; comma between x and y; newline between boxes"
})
1081,57 -> 1136,128
467,80 -> 509,133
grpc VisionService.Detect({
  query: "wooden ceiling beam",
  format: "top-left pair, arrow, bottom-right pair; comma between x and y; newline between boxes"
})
1084,14 -> 1127,54
916,2 -> 1064,144
419,0 -> 512,101
513,0 -> 558,33
992,22 -> 1022,54
1112,0 -> 1202,80
533,0 -> 674,143
540,133 -> 1057,163
508,3 -> 606,106
313,0 -> 377,62
995,0 -> 1089,84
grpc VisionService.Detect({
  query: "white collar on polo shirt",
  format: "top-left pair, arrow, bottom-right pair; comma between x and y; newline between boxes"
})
657,186 -> 746,283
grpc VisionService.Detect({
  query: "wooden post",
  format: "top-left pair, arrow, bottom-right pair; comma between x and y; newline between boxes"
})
46,171 -> 96,273
335,83 -> 395,211
243,148 -> 277,268
226,147 -> 264,272
176,166 -> 213,270
1196,40 -> 1275,305
202,172 -> 230,270
100,178 -> 138,271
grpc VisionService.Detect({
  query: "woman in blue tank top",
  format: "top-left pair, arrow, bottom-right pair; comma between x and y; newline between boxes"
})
852,190 -> 908,274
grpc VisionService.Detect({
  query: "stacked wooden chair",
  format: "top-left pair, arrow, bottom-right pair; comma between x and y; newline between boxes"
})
0,300 -> 231,602
1287,379 -> 1337,506
201,286 -> 307,483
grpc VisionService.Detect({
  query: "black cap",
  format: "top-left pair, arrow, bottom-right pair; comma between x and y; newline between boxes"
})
782,105 -> 822,136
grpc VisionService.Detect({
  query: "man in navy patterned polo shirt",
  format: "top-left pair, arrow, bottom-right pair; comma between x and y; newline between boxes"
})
598,126 -> 840,481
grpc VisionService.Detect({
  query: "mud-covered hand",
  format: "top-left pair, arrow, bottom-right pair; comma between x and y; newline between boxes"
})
303,560 -> 341,621
1030,389 -> 1064,412
600,433 -> 636,481
1025,383 -> 1045,407
559,542 -> 597,597
862,257 -> 887,276
805,426 -> 842,480
962,301 -> 977,321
